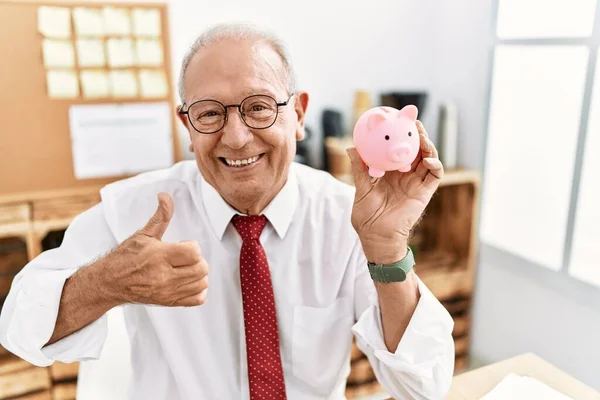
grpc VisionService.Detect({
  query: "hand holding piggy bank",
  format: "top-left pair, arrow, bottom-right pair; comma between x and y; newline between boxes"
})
352,105 -> 420,178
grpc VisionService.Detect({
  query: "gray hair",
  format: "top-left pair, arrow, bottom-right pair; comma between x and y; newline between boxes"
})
178,22 -> 297,104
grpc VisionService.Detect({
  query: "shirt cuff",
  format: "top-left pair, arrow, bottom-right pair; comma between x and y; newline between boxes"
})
352,276 -> 455,378
5,269 -> 108,366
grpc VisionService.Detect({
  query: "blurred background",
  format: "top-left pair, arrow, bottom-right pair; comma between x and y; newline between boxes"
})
0,0 -> 599,399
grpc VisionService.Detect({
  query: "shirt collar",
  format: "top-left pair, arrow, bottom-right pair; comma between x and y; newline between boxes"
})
199,164 -> 299,240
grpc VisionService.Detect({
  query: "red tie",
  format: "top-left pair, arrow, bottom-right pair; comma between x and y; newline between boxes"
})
232,215 -> 287,400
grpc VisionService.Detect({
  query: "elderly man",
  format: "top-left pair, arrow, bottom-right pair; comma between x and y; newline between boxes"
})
0,23 -> 454,399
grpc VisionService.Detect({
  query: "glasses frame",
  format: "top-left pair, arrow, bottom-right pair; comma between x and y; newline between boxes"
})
178,93 -> 295,134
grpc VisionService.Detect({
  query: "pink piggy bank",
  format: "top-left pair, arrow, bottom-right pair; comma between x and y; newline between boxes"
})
353,105 -> 420,178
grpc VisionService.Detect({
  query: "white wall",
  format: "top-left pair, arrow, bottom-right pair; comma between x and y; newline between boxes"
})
167,0 -> 446,166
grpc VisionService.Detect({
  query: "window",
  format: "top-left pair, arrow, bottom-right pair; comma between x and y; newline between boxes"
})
570,51 -> 600,287
480,0 -> 600,287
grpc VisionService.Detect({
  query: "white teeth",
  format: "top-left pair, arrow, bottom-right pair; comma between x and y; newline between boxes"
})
224,155 -> 260,167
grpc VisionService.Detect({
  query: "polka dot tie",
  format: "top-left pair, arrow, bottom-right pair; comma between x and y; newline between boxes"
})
232,215 -> 287,400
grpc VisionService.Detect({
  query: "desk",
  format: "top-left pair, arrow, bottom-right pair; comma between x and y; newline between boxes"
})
447,353 -> 600,400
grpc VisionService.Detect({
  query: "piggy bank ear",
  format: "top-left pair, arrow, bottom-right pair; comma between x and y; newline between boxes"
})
398,105 -> 418,121
367,109 -> 388,131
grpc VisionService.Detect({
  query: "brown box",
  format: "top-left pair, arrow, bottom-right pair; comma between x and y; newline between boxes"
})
52,382 -> 77,400
0,365 -> 51,399
16,390 -> 53,400
0,355 -> 32,375
347,358 -> 375,385
49,362 -> 79,382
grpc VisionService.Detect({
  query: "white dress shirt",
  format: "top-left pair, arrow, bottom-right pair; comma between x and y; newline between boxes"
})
0,161 -> 454,400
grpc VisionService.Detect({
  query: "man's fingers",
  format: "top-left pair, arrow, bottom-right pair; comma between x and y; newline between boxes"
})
423,157 -> 444,185
139,192 -> 175,240
177,275 -> 209,296
164,241 -> 202,267
414,160 -> 430,180
416,120 -> 429,138
416,121 -> 438,159
170,256 -> 209,283
172,289 -> 208,307
346,146 -> 371,189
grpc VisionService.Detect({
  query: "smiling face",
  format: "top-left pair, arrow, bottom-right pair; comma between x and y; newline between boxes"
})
178,38 -> 309,215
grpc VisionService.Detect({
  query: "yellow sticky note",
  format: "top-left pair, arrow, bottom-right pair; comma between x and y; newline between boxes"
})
139,70 -> 168,99
109,70 -> 138,98
103,7 -> 131,35
42,39 -> 75,68
73,7 -> 104,37
80,71 -> 109,99
76,39 -> 105,68
38,6 -> 71,39
47,70 -> 79,99
132,8 -> 161,37
107,38 -> 135,67
135,39 -> 163,66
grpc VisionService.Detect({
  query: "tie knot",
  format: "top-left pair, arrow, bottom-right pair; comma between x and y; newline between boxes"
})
232,215 -> 267,241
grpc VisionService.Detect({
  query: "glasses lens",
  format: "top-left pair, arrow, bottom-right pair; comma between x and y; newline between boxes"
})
241,95 -> 278,128
188,101 -> 226,133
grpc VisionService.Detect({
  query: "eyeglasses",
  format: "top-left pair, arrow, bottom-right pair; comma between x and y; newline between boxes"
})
178,93 -> 295,134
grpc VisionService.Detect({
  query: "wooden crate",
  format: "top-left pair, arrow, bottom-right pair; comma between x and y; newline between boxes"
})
13,390 -> 53,400
0,361 -> 51,399
346,380 -> 382,399
347,357 -> 376,385
49,362 -> 79,383
52,382 -> 77,400
0,186 -> 102,399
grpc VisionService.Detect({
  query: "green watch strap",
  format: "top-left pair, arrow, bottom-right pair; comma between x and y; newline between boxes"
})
367,247 -> 415,283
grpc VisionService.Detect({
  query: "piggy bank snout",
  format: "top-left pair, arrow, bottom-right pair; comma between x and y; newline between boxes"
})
388,143 -> 412,162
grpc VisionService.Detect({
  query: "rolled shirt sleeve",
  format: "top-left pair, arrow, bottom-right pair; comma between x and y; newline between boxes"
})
0,203 -> 118,366
351,241 -> 455,400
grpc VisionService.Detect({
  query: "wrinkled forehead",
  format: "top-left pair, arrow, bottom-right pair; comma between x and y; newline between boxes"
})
183,39 -> 288,104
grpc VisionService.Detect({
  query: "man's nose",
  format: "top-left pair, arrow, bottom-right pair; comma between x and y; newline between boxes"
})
220,109 -> 253,149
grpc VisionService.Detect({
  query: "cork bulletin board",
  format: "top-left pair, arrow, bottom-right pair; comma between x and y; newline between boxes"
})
0,0 -> 182,197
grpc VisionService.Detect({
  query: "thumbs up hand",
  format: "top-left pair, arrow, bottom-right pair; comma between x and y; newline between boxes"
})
102,192 -> 209,307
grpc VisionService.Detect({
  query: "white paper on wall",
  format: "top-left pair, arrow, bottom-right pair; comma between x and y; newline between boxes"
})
68,102 -> 174,179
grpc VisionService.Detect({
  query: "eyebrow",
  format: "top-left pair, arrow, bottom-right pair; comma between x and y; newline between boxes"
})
187,88 -> 279,104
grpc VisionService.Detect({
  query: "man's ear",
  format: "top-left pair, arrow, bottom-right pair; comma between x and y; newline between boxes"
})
294,91 -> 309,141
176,105 -> 195,151
176,105 -> 189,129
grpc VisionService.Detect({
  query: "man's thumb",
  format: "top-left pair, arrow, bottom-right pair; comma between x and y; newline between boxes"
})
140,192 -> 174,239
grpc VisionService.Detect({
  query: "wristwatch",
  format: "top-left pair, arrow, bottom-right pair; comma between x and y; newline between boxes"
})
367,247 -> 415,283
